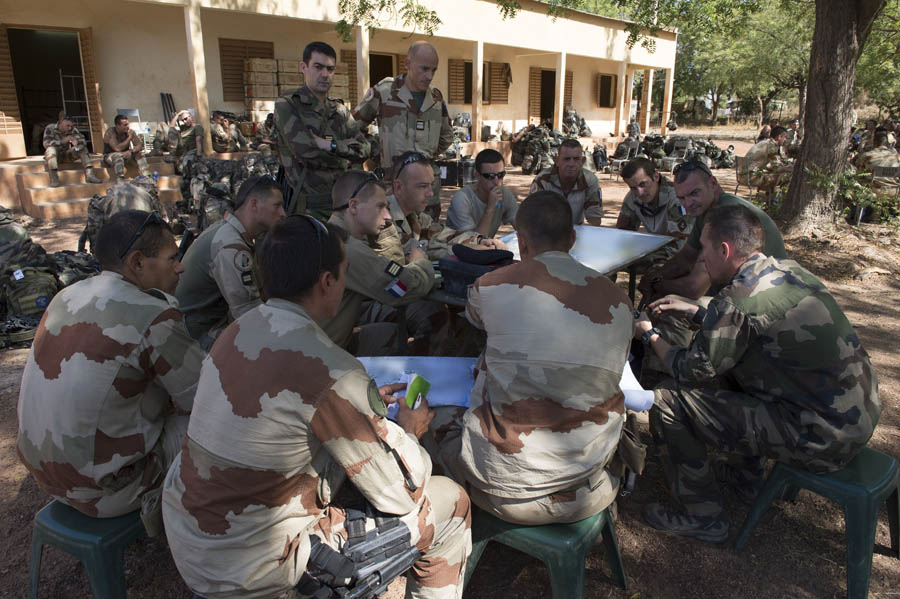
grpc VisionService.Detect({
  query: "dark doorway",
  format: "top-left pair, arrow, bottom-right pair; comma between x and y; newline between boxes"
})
7,28 -> 87,155
370,53 -> 394,87
540,69 -> 555,123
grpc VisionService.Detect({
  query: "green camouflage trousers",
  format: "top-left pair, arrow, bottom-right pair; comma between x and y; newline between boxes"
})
650,380 -> 854,520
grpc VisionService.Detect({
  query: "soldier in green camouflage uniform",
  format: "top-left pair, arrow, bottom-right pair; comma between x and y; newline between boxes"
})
166,110 -> 205,174
17,210 -> 203,523
530,139 -> 603,226
353,41 -> 454,221
430,191 -> 632,525
162,215 -> 471,599
635,204 -> 881,542
42,115 -> 103,187
253,112 -> 278,155
176,176 -> 285,350
275,41 -> 371,219
210,113 -> 249,153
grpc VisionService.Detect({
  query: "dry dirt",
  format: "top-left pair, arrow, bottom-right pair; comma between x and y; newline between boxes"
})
2,129 -> 899,598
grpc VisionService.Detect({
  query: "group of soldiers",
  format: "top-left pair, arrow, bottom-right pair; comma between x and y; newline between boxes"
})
14,37 -> 884,599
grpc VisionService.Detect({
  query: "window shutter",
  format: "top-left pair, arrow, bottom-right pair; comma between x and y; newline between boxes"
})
340,49 -> 358,107
564,70 -> 573,109
528,67 -> 541,120
396,53 -> 408,76
448,59 -> 465,104
596,73 -> 617,108
488,62 -> 509,104
219,38 -> 274,102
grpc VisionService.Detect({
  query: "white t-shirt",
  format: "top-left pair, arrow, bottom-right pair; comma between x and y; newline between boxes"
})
446,184 -> 518,237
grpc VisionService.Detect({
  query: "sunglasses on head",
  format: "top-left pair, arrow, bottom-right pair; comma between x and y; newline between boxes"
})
333,172 -> 382,212
673,160 -> 713,178
395,152 -> 429,179
479,171 -> 506,180
119,212 -> 165,259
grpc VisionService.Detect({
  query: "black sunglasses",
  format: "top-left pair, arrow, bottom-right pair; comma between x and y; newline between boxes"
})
395,152 -> 429,179
673,160 -> 713,178
333,172 -> 382,212
480,171 -> 506,180
119,212 -> 165,259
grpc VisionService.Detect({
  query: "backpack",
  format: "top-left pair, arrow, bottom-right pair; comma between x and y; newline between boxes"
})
2,265 -> 59,319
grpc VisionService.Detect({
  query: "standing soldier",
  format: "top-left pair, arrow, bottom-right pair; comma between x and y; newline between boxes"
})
275,41 -> 371,220
103,114 -> 150,181
353,41 -> 454,221
43,114 -> 103,187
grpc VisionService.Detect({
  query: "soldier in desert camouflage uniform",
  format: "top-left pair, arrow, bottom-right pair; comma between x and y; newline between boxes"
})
530,139 -> 603,226
42,115 -> 103,187
275,41 -> 370,219
17,210 -> 203,525
176,176 -> 285,350
162,214 -> 471,599
103,114 -> 150,181
635,204 -> 881,542
430,191 -> 632,525
855,131 -> 900,195
745,125 -> 793,195
210,112 -> 249,154
353,41 -> 454,221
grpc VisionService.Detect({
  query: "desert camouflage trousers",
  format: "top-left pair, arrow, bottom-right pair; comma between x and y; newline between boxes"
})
426,407 -> 619,526
650,380 -> 855,520
103,150 -> 150,177
44,144 -> 91,170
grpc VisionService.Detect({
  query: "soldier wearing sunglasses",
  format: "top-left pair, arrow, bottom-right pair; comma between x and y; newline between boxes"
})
446,149 -> 519,238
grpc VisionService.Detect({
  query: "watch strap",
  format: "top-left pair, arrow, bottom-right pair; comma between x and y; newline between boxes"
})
642,327 -> 662,347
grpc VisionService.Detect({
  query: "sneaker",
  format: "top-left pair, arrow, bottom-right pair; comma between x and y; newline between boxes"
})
642,503 -> 729,543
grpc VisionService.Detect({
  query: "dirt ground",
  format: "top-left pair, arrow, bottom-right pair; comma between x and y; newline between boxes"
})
2,127 -> 900,598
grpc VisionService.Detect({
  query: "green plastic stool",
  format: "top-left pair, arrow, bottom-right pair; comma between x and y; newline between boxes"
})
733,446 -> 900,599
29,500 -> 146,599
464,506 -> 626,598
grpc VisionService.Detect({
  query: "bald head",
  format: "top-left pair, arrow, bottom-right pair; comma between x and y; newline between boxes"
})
405,41 -> 439,92
408,41 -> 437,61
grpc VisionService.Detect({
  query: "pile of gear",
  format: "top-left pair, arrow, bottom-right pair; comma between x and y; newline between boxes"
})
451,113 -> 471,145
608,134 -> 736,172
562,108 -> 592,138
511,123 -> 567,175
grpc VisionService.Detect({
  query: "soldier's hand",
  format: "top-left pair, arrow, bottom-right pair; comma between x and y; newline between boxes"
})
408,245 -> 428,262
308,128 -> 332,151
378,382 -> 408,403
488,184 -> 503,207
397,396 -> 433,439
479,238 -> 507,250
649,296 -> 699,319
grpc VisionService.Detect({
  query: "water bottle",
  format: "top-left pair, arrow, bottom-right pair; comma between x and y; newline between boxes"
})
153,169 -> 159,183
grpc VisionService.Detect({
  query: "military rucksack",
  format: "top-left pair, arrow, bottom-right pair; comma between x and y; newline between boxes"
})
2,265 -> 59,319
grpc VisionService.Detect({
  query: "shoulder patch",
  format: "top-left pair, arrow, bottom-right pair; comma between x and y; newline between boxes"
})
384,261 -> 403,277
367,379 -> 387,417
431,87 -> 444,101
363,87 -> 376,103
234,250 -> 253,272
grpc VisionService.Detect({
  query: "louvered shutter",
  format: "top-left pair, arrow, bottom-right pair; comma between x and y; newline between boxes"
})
340,49 -> 358,106
219,38 -> 274,102
488,62 -> 509,104
528,68 -> 541,120
448,59 -> 465,104
564,70 -> 573,109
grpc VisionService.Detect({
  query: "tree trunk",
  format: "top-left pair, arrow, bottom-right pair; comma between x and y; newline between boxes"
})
779,0 -> 885,234
798,83 -> 807,135
756,96 -> 764,126
711,89 -> 720,122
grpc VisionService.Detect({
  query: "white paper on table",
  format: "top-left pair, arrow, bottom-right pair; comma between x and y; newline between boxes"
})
621,359 -> 655,411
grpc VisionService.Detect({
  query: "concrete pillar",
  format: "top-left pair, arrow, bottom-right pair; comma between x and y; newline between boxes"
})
472,40 -> 484,142
660,67 -> 675,137
614,61 -> 627,137
639,68 -> 653,134
184,0 -> 212,155
553,51 -> 566,131
623,70 -> 634,134
355,26 -> 370,101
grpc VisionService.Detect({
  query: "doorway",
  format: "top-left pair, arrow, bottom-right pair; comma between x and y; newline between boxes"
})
539,69 -> 555,123
7,28 -> 87,155
369,53 -> 395,87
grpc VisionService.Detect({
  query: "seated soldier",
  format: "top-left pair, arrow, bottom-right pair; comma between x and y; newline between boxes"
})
746,125 -> 793,196
530,138 -> 603,226
446,148 -> 518,238
617,157 -> 693,270
162,215 -> 471,599
176,175 -> 285,350
253,112 -> 278,154
17,210 -> 203,529
166,109 -> 204,169
103,114 -> 150,181
635,204 -> 881,542
429,191 -> 632,525
210,112 -> 248,153
324,170 -> 439,355
43,114 -> 102,187
855,131 -> 900,196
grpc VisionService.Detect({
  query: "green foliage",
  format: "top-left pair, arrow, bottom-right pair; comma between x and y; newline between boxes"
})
856,0 -> 900,116
804,162 -> 896,225
335,0 -> 442,42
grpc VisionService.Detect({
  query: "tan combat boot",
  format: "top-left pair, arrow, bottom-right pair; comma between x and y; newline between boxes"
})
48,169 -> 60,188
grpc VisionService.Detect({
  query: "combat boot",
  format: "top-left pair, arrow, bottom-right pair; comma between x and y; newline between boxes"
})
84,169 -> 102,184
48,169 -> 60,188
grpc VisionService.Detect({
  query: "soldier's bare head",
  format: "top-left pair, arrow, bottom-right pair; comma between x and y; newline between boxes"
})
114,114 -> 130,134
332,170 -> 390,237
301,42 -> 337,99
97,210 -> 182,294
234,176 -> 286,237
700,204 -> 763,285
515,191 -> 575,259
260,215 -> 346,319
393,152 -> 434,215
555,139 -> 585,184
405,42 -> 438,92
622,157 -> 660,205
673,160 -> 719,217
58,115 -> 74,134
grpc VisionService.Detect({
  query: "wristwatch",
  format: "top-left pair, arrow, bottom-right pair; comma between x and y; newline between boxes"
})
330,140 -> 337,152
641,327 -> 662,347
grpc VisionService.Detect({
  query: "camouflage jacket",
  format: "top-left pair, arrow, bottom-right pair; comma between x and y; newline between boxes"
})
43,122 -> 86,150
618,178 -> 692,247
176,213 -> 261,344
746,138 -> 785,174
167,123 -> 204,156
211,123 -> 248,153
323,213 -> 435,348
161,299 -> 433,598
17,271 -> 203,517
274,85 -> 370,214
371,194 -> 480,262
665,253 -> 881,465
856,145 -> 900,191
530,167 -> 603,225
459,251 -> 632,499
352,75 -> 453,176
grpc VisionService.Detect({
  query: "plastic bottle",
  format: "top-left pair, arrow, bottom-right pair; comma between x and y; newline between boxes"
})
152,169 -> 159,183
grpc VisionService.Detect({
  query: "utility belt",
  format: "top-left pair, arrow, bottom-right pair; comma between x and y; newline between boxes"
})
297,502 -> 421,599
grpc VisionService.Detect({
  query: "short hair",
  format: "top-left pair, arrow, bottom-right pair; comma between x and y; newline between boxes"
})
96,210 -> 173,270
705,204 -> 764,258
475,149 -> 504,173
259,216 -> 344,300
515,190 -> 573,251
771,126 -> 788,139
622,157 -> 657,180
393,151 -> 432,180
874,132 -> 889,147
875,125 -> 888,134
114,114 -> 128,126
558,138 -> 583,154
302,41 -> 336,63
234,175 -> 282,211
332,169 -> 380,208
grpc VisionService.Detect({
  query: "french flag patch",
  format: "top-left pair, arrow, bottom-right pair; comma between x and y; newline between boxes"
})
387,278 -> 408,297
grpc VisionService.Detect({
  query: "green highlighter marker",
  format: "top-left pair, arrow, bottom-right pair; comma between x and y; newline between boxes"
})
405,374 -> 430,408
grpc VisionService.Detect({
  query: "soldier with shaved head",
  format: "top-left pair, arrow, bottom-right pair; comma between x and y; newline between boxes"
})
163,215 -> 471,599
353,41 -> 453,220
17,210 -> 204,530
429,190 -> 633,525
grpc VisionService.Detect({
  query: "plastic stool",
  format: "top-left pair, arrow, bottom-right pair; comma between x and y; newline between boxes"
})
464,506 -> 626,598
29,500 -> 146,599
733,446 -> 900,599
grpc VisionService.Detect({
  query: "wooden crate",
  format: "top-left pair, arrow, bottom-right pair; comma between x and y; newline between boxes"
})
334,62 -> 349,74
244,58 -> 277,72
243,71 -> 277,85
278,72 -> 302,85
245,99 -> 276,112
332,74 -> 349,87
245,84 -> 277,98
278,59 -> 301,73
